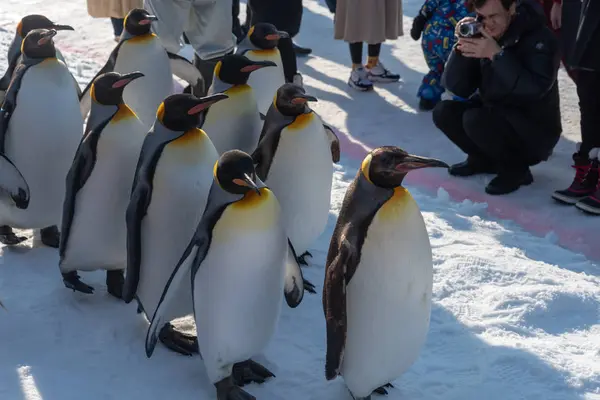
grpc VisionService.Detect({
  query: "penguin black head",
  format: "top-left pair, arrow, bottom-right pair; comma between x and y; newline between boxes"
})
124,8 -> 158,37
21,29 -> 58,59
157,93 -> 229,132
247,23 -> 289,49
215,54 -> 277,85
16,14 -> 73,38
361,146 -> 449,188
275,83 -> 317,116
214,150 -> 261,196
91,71 -> 145,106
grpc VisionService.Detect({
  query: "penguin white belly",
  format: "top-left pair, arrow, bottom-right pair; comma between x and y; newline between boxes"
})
244,50 -> 285,115
202,85 -> 262,155
2,59 -> 83,228
194,188 -> 287,384
266,113 -> 332,253
137,137 -> 218,321
114,37 -> 172,131
61,118 -> 146,272
341,189 -> 433,398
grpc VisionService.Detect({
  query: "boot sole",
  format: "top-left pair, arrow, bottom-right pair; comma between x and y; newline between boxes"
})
551,192 -> 585,205
574,201 -> 600,215
348,80 -> 373,91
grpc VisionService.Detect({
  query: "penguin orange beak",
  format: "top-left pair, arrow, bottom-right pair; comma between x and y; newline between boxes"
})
187,93 -> 229,115
395,155 -> 449,173
265,30 -> 289,40
139,15 -> 158,25
240,61 -> 277,73
291,94 -> 317,105
112,72 -> 145,88
37,29 -> 57,45
52,24 -> 74,31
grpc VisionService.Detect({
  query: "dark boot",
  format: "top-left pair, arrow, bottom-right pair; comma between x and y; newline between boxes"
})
292,41 -> 312,56
485,168 -> 534,195
552,150 -> 599,204
40,225 -> 60,248
418,97 -> 437,111
448,156 -> 496,177
574,150 -> 600,215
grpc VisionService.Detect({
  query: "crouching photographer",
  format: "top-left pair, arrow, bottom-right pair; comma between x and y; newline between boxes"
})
432,0 -> 562,195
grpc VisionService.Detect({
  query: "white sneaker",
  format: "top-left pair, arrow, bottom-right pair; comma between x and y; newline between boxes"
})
366,62 -> 401,83
348,67 -> 373,91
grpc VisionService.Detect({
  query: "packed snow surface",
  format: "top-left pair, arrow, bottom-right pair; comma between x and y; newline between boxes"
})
0,1 -> 599,399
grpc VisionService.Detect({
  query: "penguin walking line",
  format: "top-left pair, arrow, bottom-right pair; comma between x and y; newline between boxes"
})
323,146 -> 448,400
0,28 -> 83,247
59,71 -> 148,298
145,150 -> 309,400
0,14 -> 76,103
123,93 -> 225,356
235,23 -> 288,116
79,8 -> 205,130
203,54 -> 276,155
252,83 -> 340,267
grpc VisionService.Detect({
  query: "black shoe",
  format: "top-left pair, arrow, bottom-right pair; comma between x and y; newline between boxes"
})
293,42 -> 312,56
449,158 -> 496,177
418,97 -> 437,111
485,169 -> 534,195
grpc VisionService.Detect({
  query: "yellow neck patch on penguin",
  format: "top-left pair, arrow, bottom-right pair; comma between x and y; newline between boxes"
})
156,102 -> 165,123
225,84 -> 252,95
111,104 -> 137,124
377,187 -> 412,220
360,153 -> 373,183
288,112 -> 314,131
90,83 -> 97,103
249,48 -> 278,57
170,128 -> 207,147
126,33 -> 156,44
214,60 -> 222,78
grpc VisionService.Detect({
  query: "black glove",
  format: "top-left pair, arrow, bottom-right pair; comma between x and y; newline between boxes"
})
410,13 -> 429,41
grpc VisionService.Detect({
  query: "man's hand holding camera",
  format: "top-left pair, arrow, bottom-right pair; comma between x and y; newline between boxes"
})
455,17 -> 502,60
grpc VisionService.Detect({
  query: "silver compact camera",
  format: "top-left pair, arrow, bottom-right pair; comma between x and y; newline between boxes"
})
458,22 -> 482,38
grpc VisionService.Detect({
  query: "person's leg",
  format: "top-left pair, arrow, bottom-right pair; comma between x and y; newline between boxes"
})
462,107 -> 535,194
432,100 -> 496,176
277,36 -> 299,83
567,70 -> 600,213
232,0 -> 244,42
365,43 -> 400,83
418,28 -> 447,111
347,42 -> 372,91
111,17 -> 124,40
143,0 -> 189,54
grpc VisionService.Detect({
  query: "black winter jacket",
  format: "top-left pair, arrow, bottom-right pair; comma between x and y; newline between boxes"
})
247,0 -> 304,37
441,0 -> 561,161
564,0 -> 600,71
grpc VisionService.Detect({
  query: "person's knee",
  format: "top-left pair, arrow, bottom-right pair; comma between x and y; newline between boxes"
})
462,108 -> 488,141
432,100 -> 459,131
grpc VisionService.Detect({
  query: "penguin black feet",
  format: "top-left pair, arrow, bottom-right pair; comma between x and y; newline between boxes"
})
0,225 -> 27,245
373,383 -> 395,396
215,376 -> 256,400
40,225 -> 60,248
303,279 -> 316,294
106,270 -> 125,299
296,251 -> 313,266
232,359 -> 275,386
62,271 -> 94,294
158,322 -> 199,356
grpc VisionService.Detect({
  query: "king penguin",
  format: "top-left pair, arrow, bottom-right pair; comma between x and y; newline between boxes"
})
144,150 -> 309,399
79,8 -> 205,130
59,71 -> 147,298
0,15 -> 76,104
235,23 -> 288,115
0,29 -> 83,247
203,54 -> 276,155
323,146 -> 448,400
122,93 -> 226,354
252,83 -> 340,265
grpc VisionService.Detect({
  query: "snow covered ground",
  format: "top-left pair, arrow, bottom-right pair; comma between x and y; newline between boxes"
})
0,0 -> 599,399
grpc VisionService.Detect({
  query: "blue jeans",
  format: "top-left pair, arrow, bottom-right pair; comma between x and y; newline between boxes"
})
111,17 -> 124,37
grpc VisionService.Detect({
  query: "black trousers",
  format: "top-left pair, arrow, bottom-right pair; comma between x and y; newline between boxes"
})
432,100 -> 539,172
576,69 -> 600,155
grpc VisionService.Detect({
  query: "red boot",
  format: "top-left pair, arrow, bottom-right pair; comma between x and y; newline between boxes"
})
575,148 -> 600,215
552,145 -> 599,204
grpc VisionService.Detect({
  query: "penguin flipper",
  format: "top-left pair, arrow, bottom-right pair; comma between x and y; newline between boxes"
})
323,123 -> 341,163
167,51 -> 205,97
59,121 -> 108,259
0,62 -> 36,153
0,153 -> 29,210
324,237 -> 354,380
79,41 -> 124,117
283,239 -> 307,308
145,242 -> 199,358
252,104 -> 295,181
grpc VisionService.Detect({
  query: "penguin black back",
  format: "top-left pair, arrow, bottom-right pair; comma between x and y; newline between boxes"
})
214,150 -> 260,195
248,23 -> 288,49
17,14 -> 73,38
123,8 -> 157,37
216,54 -> 277,85
21,29 -> 57,59
91,72 -> 145,106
